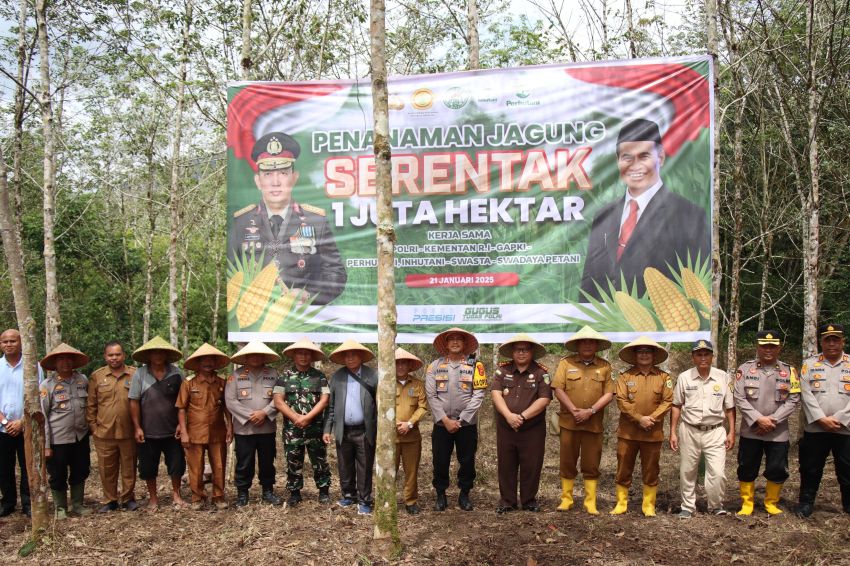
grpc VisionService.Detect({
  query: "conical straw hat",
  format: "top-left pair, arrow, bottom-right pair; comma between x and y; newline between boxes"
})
132,336 -> 183,364
283,337 -> 325,362
619,336 -> 668,365
184,343 -> 230,372
394,347 -> 424,372
564,325 -> 612,352
230,341 -> 281,366
432,327 -> 478,356
329,340 -> 374,364
40,343 -> 90,371
497,333 -> 547,360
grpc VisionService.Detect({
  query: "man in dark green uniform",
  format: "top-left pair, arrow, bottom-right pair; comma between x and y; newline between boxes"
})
228,132 -> 347,307
273,337 -> 331,506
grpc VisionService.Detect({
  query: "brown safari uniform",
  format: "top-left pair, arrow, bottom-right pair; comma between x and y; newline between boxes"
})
615,367 -> 673,487
87,365 -> 137,505
175,373 -> 229,503
552,355 -> 614,479
490,360 -> 553,508
395,378 -> 428,506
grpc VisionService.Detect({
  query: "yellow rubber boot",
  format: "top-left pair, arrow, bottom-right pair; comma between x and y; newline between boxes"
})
641,484 -> 657,517
764,481 -> 784,515
583,479 -> 599,515
557,478 -> 575,511
736,481 -> 755,516
610,484 -> 629,515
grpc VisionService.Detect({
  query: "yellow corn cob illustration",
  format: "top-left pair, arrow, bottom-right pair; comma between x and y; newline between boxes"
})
614,291 -> 657,331
227,271 -> 244,312
259,290 -> 298,332
680,267 -> 710,309
235,263 -> 279,329
644,267 -> 699,331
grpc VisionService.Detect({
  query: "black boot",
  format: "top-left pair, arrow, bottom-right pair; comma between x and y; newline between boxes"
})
262,489 -> 282,506
434,491 -> 447,512
318,487 -> 330,503
235,490 -> 249,507
458,490 -> 473,511
287,490 -> 302,506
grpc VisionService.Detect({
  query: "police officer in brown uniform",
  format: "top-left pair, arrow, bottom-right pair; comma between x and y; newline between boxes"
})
611,337 -> 672,517
491,334 -> 552,513
733,329 -> 800,516
552,325 -> 614,515
177,344 -> 233,510
225,341 -> 281,506
87,341 -> 138,512
394,347 -> 428,515
797,323 -> 850,518
228,132 -> 346,308
40,343 -> 92,519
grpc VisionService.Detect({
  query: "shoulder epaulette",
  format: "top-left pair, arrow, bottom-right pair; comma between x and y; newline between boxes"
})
498,360 -> 512,367
300,203 -> 326,217
233,204 -> 256,218
538,362 -> 549,372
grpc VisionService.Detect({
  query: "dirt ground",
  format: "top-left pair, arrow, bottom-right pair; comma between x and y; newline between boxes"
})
3,351 -> 850,565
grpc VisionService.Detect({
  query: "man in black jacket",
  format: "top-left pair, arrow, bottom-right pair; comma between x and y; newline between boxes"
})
580,119 -> 709,300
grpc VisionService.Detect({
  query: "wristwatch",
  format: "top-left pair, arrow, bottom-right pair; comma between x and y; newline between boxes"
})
406,421 -> 414,430
590,407 -> 597,415
1,418 -> 8,427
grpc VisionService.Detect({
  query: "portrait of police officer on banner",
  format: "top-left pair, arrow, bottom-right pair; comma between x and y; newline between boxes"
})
228,132 -> 347,306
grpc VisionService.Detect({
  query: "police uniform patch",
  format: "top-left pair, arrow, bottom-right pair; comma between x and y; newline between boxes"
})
543,373 -> 550,385
665,379 -> 673,388
789,367 -> 801,393
40,387 -> 47,398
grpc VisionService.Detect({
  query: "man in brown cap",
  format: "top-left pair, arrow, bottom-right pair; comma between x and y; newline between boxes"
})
394,347 -> 428,515
40,343 -> 92,518
87,341 -> 138,512
425,328 -> 487,512
128,336 -> 187,511
177,344 -> 232,510
552,326 -> 614,514
611,337 -> 672,517
797,323 -> 849,518
491,334 -> 551,513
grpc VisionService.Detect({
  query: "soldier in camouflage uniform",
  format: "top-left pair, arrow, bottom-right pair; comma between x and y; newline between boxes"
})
273,337 -> 331,506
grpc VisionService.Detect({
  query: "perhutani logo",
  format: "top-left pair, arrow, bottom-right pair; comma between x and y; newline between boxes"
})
506,89 -> 539,107
463,307 -> 502,321
516,90 -> 530,99
442,87 -> 470,110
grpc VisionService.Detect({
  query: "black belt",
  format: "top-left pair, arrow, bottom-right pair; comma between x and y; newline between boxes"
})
686,422 -> 722,431
344,423 -> 365,430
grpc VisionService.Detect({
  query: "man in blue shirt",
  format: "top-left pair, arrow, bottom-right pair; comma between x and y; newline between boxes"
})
0,329 -> 31,517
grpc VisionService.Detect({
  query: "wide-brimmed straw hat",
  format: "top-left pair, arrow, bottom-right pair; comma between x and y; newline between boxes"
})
184,343 -> 230,372
41,343 -> 90,371
564,325 -> 612,352
283,337 -> 325,362
498,333 -> 547,360
230,341 -> 281,366
132,336 -> 183,364
394,347 -> 424,372
619,336 -> 668,365
433,327 -> 479,356
329,340 -> 375,365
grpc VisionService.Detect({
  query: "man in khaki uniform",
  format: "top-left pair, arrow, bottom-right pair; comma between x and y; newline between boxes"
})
670,340 -> 736,518
225,341 -> 281,506
87,341 -> 138,512
552,325 -> 614,515
177,344 -> 232,510
733,329 -> 799,515
612,337 -> 672,517
394,348 -> 428,515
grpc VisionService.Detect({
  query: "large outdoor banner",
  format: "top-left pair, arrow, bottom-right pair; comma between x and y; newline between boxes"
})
226,55 -> 713,344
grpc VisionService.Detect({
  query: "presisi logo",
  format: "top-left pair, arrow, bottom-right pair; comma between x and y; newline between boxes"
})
464,307 -> 501,321
412,309 -> 455,323
442,87 -> 470,110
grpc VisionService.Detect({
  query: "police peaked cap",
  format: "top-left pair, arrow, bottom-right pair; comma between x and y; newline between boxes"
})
818,323 -> 844,338
756,329 -> 782,345
251,132 -> 301,170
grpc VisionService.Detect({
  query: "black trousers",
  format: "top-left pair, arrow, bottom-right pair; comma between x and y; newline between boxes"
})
432,424 -> 478,493
47,435 -> 91,491
0,431 -> 30,512
799,431 -> 850,507
234,433 -> 276,490
737,436 -> 789,483
137,436 -> 186,480
336,425 -> 374,505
